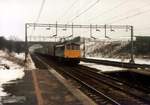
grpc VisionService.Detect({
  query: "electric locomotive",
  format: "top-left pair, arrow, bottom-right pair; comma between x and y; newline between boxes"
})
54,42 -> 80,64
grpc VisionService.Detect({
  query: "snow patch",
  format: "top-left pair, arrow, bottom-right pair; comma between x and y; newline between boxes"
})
87,57 -> 150,65
80,61 -> 127,72
0,50 -> 8,57
0,51 -> 25,98
8,52 -> 36,70
14,53 -> 25,60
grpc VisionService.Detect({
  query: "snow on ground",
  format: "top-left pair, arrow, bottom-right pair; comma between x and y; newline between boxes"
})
79,61 -> 127,72
14,52 -> 36,70
14,53 -> 25,60
86,57 -> 150,65
0,50 -> 36,104
81,39 -> 130,58
8,51 -> 36,70
0,50 -> 8,57
0,51 -> 25,99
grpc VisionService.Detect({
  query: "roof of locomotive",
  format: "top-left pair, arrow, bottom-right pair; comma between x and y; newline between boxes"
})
55,36 -> 81,47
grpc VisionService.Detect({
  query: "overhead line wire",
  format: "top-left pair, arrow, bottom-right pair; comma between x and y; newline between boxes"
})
109,7 -> 150,24
35,0 -> 46,23
69,0 -> 100,22
59,0 -> 79,21
87,0 -> 127,22
104,2 -> 150,24
30,0 -> 46,39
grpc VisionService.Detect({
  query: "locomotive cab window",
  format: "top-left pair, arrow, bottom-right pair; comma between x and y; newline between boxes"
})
66,44 -> 70,49
65,43 -> 80,50
72,45 -> 79,50
66,44 -> 72,50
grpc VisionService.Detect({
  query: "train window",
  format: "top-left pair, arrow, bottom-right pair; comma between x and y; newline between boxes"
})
66,44 -> 80,50
66,45 -> 70,50
72,45 -> 74,50
72,44 -> 79,50
76,45 -> 80,50
71,45 -> 74,50
72,45 -> 76,50
76,46 -> 79,50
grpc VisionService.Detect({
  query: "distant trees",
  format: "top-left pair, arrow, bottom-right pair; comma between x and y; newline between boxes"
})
13,41 -> 24,54
0,36 -> 24,53
0,36 -> 7,50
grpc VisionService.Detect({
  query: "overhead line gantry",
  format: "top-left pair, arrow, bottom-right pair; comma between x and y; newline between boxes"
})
25,23 -> 135,63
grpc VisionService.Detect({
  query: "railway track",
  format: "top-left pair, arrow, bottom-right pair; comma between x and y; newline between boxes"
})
32,54 -> 120,105
32,54 -> 150,105
72,66 -> 150,103
59,66 -> 150,105
78,65 -> 150,94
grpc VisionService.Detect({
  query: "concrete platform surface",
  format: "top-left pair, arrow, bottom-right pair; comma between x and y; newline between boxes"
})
34,69 -> 83,105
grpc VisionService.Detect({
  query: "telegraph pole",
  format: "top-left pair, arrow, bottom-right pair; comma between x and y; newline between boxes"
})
104,24 -> 107,38
56,21 -> 58,37
83,38 -> 86,58
129,26 -> 135,63
72,23 -> 74,36
25,23 -> 28,62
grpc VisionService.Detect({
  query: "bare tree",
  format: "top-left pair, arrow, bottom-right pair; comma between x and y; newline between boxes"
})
0,36 -> 7,50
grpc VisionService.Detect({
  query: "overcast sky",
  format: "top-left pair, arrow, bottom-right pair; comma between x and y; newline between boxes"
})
0,0 -> 150,40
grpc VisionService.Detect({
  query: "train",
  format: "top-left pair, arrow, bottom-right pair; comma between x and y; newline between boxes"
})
35,41 -> 81,64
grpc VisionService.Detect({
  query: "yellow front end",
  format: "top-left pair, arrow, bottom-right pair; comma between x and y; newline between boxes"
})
64,50 -> 80,58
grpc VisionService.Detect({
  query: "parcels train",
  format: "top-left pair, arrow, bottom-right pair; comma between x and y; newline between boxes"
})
35,42 -> 81,64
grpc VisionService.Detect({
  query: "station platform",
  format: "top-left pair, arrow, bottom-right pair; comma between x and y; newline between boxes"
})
2,69 -> 96,105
